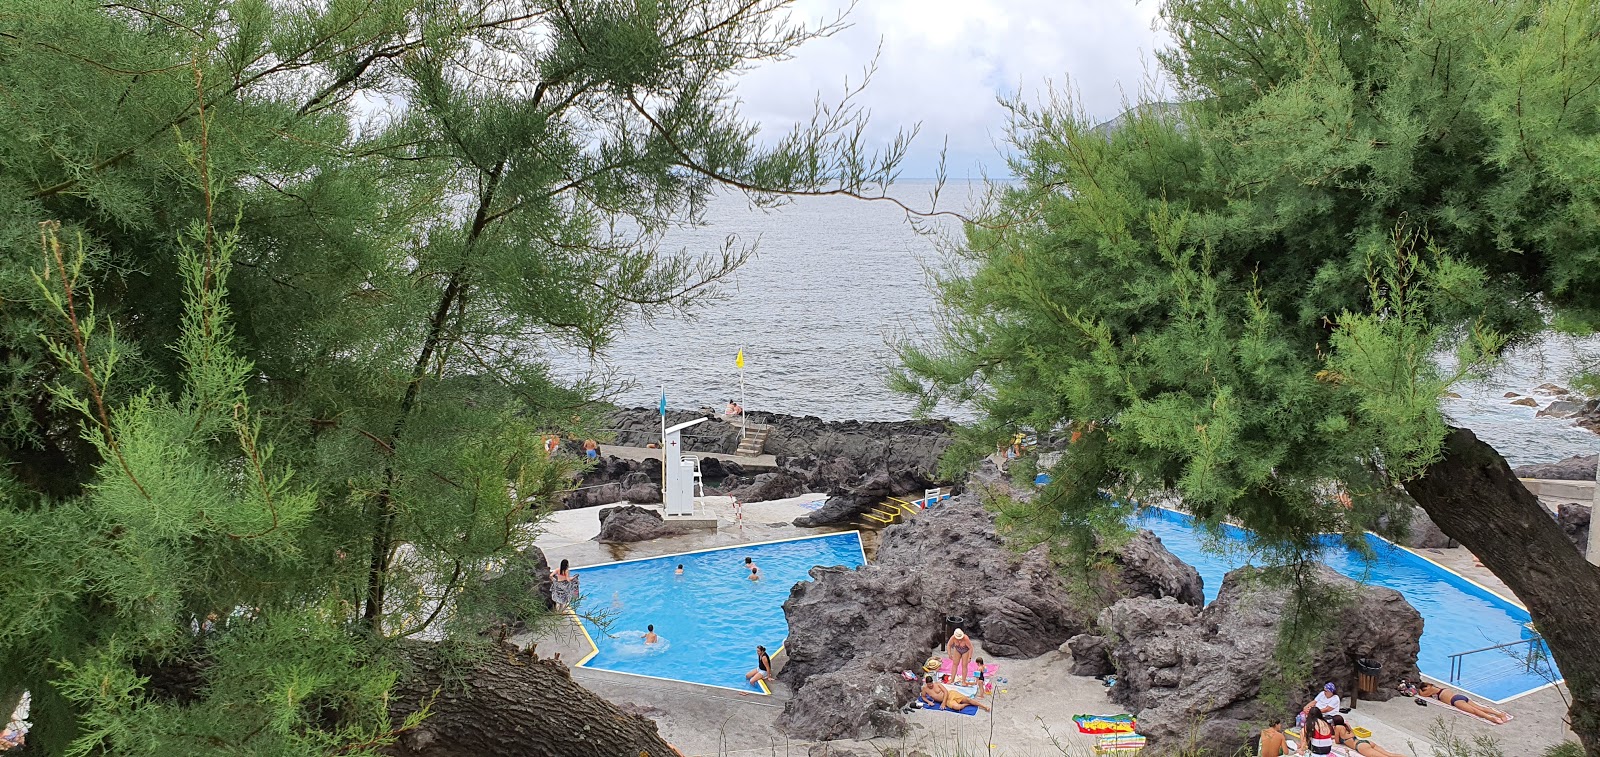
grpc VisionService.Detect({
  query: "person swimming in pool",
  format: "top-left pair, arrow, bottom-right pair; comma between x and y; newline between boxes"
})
1330,715 -> 1405,757
674,564 -> 683,575
919,674 -> 990,712
1403,680 -> 1511,724
744,556 -> 755,570
748,565 -> 760,581
644,624 -> 658,644
946,628 -> 974,684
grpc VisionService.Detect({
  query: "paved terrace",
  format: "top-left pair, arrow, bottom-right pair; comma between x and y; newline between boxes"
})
519,499 -> 1579,756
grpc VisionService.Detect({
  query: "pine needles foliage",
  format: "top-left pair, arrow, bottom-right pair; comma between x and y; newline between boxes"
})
0,1 -> 913,753
896,0 -> 1600,730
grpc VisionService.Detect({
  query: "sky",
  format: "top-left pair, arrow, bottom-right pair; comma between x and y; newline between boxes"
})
731,1 -> 1173,179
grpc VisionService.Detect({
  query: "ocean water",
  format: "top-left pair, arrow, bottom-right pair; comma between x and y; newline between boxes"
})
552,181 -> 1599,467
572,532 -> 867,691
1131,506 -> 1555,702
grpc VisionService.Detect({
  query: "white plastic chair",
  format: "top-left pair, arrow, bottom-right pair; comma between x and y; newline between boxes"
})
682,455 -> 705,497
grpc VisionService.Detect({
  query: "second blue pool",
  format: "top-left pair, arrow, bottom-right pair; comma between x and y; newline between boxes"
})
1131,505 -> 1558,702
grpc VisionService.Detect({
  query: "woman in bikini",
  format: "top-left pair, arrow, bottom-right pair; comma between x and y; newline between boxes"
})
946,628 -> 975,684
551,559 -> 576,610
1300,710 -> 1336,756
1410,682 -> 1511,724
1329,715 -> 1406,757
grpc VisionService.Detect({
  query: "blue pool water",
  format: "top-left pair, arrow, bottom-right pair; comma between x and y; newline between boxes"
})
1130,506 -> 1559,702
572,532 -> 867,692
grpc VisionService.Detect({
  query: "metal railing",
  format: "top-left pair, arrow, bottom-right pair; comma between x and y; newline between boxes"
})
1447,634 -> 1552,685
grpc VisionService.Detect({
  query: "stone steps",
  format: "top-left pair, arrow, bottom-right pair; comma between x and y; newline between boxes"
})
735,423 -> 771,456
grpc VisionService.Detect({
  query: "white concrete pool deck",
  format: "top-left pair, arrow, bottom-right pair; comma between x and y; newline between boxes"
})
521,500 -> 1579,756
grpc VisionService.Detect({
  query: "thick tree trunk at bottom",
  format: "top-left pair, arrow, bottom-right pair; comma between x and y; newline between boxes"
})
1404,427 -> 1600,756
384,641 -> 679,757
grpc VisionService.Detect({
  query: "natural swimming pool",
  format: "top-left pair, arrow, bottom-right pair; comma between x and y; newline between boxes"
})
1130,505 -> 1559,702
571,532 -> 867,692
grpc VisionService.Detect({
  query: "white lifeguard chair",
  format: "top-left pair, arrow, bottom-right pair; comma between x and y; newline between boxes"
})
661,417 -> 711,518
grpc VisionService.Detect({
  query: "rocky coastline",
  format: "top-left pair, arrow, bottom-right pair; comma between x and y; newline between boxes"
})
559,407 -> 954,511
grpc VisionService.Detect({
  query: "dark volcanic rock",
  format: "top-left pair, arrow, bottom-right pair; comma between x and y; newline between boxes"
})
792,469 -> 936,527
480,546 -> 555,637
1099,565 -> 1422,756
1514,453 -> 1597,481
563,456 -> 662,508
776,495 -> 1200,740
594,505 -> 687,543
775,670 -> 911,741
1402,506 -> 1454,549
1065,633 -> 1116,677
694,456 -> 746,480
1108,530 -> 1205,607
1557,502 -> 1591,558
1537,399 -> 1587,418
728,471 -> 808,502
609,407 -> 954,487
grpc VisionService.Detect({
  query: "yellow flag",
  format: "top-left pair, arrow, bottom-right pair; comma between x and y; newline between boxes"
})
735,348 -> 745,369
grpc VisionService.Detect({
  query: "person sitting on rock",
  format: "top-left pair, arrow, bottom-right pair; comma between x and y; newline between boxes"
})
723,399 -> 743,419
1404,680 -> 1511,724
920,674 -> 990,713
1330,715 -> 1405,757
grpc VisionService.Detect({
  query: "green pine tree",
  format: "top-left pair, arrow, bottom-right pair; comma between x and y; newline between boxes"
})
0,1 -> 913,753
896,0 -> 1600,751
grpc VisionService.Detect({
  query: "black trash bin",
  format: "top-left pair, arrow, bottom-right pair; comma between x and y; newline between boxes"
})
942,615 -> 965,651
1356,658 -> 1382,695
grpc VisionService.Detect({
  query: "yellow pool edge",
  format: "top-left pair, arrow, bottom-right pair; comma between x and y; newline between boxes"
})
569,608 -> 600,667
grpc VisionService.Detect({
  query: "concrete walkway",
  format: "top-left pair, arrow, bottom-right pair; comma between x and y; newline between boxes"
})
530,494 -> 833,569
599,443 -> 778,469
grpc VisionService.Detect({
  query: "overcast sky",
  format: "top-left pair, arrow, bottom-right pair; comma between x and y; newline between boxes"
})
731,1 -> 1173,180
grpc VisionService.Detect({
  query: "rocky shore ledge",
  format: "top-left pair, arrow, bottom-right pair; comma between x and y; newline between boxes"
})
561,408 -> 955,513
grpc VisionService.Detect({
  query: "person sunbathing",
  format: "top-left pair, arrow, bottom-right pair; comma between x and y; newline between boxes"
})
1404,680 -> 1510,724
1330,715 -> 1406,757
920,675 -> 990,712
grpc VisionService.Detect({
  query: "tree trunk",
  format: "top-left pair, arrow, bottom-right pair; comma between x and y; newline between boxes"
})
1403,427 -> 1600,755
384,641 -> 679,757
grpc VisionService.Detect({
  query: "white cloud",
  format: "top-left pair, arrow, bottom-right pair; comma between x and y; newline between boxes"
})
731,0 -> 1172,179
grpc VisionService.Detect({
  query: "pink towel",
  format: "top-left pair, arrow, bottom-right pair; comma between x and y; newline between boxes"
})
937,659 -> 998,677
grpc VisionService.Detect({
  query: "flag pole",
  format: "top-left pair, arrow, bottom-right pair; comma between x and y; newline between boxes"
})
738,347 -> 746,438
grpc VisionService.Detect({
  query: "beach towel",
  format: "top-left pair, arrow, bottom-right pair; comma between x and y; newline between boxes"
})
920,700 -> 980,716
1410,692 -> 1514,726
916,680 -> 983,716
1075,713 -> 1137,735
1092,733 -> 1146,754
936,658 -> 997,675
